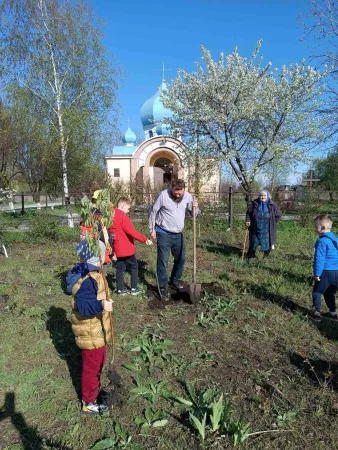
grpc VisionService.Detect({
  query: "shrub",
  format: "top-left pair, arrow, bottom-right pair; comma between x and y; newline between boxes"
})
29,211 -> 61,241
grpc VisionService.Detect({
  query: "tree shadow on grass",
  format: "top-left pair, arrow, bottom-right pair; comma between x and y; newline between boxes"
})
246,282 -> 309,314
46,306 -> 82,400
200,241 -> 242,257
246,283 -> 338,340
259,265 -> 309,285
290,353 -> 338,391
0,392 -> 71,450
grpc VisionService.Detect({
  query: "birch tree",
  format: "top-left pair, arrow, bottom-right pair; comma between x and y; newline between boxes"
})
0,0 -> 120,226
164,41 -> 327,201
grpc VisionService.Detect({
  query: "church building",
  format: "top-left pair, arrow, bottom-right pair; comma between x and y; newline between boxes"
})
105,78 -> 220,193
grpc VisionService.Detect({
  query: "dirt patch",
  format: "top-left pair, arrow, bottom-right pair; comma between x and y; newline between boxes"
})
147,282 -> 227,308
0,294 -> 9,312
105,366 -> 127,410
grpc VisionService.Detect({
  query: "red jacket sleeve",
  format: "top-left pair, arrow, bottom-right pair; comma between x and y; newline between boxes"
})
121,215 -> 147,243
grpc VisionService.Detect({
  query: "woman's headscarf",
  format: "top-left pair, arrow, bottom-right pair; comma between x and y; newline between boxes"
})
259,189 -> 271,213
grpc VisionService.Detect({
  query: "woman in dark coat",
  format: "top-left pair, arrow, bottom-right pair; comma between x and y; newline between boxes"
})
245,190 -> 282,260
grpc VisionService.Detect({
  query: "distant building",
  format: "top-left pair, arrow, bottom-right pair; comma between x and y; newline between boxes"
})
105,78 -> 220,193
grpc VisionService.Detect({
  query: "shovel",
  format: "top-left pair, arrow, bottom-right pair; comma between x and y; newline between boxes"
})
189,202 -> 201,304
99,262 -> 123,410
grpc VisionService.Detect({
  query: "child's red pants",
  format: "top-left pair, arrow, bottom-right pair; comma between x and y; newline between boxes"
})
81,346 -> 106,403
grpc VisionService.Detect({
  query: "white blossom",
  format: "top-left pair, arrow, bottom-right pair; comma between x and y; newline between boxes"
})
163,41 -> 329,197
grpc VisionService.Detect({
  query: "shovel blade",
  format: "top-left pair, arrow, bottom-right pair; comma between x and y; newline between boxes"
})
189,282 -> 202,304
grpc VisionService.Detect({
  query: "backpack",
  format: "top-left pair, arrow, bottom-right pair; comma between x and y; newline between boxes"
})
66,263 -> 86,294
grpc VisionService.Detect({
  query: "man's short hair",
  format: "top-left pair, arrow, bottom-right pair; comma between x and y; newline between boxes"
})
117,197 -> 131,207
315,214 -> 333,229
171,179 -> 185,190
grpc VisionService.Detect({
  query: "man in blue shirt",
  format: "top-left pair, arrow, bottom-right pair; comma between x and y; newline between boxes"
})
149,179 -> 199,301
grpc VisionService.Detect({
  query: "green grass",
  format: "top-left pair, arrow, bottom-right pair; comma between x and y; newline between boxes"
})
1,218 -> 338,449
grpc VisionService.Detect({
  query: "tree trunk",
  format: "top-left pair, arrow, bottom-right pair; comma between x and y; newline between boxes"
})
56,100 -> 73,227
329,191 -> 333,201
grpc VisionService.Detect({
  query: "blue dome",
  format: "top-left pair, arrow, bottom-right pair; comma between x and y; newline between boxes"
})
156,123 -> 171,135
140,80 -> 174,129
124,126 -> 136,145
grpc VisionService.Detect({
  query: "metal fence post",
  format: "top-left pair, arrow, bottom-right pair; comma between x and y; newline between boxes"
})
21,192 -> 25,215
228,186 -> 233,228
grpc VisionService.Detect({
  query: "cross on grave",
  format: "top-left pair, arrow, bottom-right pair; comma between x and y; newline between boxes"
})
303,170 -> 320,188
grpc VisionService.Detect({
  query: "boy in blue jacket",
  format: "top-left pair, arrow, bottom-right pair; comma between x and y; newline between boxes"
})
309,215 -> 338,323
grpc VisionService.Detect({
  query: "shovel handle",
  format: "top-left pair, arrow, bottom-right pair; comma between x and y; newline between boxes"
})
100,261 -> 115,365
193,203 -> 197,283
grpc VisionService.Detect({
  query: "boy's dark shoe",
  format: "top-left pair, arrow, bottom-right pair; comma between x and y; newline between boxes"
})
169,279 -> 183,291
159,287 -> 170,302
308,310 -> 322,323
81,400 -> 109,415
131,288 -> 140,296
116,288 -> 130,295
264,250 -> 270,258
322,312 -> 338,321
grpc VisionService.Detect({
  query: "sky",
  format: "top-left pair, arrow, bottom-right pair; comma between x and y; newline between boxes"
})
92,0 -> 318,182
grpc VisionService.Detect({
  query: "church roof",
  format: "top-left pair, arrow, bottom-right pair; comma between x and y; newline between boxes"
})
112,145 -> 138,156
124,126 -> 136,145
140,79 -> 174,129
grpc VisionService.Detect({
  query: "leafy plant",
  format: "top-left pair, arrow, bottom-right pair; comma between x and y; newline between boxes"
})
227,418 -> 251,447
173,382 -> 251,447
80,190 -> 113,256
276,411 -> 298,428
129,376 -> 172,404
90,421 -> 140,450
135,407 -> 169,431
189,412 -> 207,443
197,295 -> 238,328
29,211 -> 61,241
122,324 -> 176,374
246,308 -> 267,319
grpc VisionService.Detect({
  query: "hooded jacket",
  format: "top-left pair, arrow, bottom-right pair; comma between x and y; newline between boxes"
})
70,269 -> 112,350
314,231 -> 338,277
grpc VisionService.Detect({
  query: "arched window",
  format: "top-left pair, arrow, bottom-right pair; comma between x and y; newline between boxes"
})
154,158 -> 173,168
149,130 -> 153,138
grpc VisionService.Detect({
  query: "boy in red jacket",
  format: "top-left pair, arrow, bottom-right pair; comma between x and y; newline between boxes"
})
109,197 -> 152,295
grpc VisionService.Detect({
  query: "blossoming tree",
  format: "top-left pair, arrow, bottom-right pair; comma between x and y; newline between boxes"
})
163,41 -> 328,201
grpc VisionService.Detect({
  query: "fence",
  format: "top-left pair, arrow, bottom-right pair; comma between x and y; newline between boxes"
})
0,189 -> 248,227
2,188 -> 337,225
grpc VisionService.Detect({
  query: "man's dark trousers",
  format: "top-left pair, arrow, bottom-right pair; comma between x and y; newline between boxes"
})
156,232 -> 185,288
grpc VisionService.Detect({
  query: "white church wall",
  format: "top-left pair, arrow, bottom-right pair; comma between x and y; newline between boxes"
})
106,158 -> 131,183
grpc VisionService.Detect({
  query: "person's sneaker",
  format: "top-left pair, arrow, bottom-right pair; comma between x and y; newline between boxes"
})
322,312 -> 338,321
308,310 -> 322,323
170,279 -> 183,291
81,400 -> 109,415
116,288 -> 130,295
159,287 -> 170,302
131,288 -> 140,295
